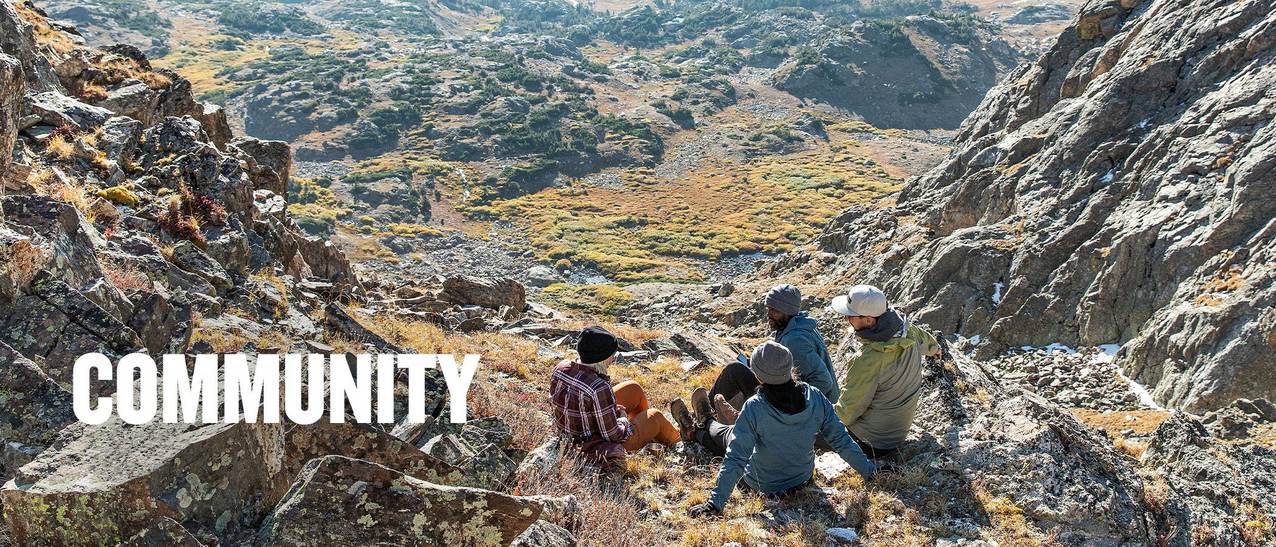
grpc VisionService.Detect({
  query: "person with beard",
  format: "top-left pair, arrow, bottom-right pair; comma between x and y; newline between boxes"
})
704,285 -> 839,421
679,341 -> 875,517
829,285 -> 940,459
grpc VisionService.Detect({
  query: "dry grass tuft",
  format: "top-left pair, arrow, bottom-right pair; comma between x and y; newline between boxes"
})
515,451 -> 666,545
45,135 -> 76,161
100,256 -> 153,293
0,237 -> 51,288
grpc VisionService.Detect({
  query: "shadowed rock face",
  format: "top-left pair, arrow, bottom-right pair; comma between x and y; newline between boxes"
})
258,455 -> 542,546
766,0 -> 1276,412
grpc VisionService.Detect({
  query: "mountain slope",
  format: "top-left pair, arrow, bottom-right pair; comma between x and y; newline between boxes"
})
738,0 -> 1276,412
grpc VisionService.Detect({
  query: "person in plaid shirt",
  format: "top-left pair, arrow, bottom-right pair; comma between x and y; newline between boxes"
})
551,326 -> 682,463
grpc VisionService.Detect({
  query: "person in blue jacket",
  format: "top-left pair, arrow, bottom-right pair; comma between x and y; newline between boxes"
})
708,285 -> 839,417
677,341 -> 875,516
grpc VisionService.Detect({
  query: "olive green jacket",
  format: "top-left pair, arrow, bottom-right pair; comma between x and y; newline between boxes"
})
834,321 -> 940,450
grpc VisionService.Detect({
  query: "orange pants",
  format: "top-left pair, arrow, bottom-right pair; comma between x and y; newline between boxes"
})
613,380 -> 680,451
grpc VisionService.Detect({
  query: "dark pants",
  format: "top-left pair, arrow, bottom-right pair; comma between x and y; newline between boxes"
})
709,360 -> 758,410
693,419 -> 734,457
814,427 -> 899,460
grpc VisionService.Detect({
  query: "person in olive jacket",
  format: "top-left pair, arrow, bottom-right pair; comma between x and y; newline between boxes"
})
830,285 -> 941,459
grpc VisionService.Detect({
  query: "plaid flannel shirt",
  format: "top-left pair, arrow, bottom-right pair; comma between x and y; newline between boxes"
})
549,360 -> 632,443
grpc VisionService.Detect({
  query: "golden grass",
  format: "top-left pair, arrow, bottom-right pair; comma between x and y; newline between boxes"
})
1070,409 -> 1172,437
189,325 -> 290,353
0,236 -> 51,287
972,482 -> 1048,546
1202,266 -> 1245,293
14,2 -> 76,54
542,283 -> 635,318
463,150 -> 900,283
45,135 -> 76,161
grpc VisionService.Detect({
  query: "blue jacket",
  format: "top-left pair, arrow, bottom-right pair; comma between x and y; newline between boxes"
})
708,384 -> 875,509
776,314 -> 839,402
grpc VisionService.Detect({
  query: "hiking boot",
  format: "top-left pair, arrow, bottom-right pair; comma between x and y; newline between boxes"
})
691,387 -> 713,423
670,398 -> 696,442
714,394 -> 740,426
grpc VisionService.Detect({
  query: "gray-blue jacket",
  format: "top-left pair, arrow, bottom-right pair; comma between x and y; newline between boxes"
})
776,313 -> 839,402
708,384 -> 875,509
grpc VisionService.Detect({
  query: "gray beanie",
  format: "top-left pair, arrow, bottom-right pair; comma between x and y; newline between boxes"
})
749,341 -> 794,385
762,284 -> 802,316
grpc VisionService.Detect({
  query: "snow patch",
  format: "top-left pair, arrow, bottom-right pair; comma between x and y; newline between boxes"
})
969,334 -> 982,345
1093,343 -> 1162,409
1100,168 -> 1116,183
992,282 -> 1004,306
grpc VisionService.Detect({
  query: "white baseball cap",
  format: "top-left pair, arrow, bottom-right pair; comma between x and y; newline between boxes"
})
830,285 -> 889,317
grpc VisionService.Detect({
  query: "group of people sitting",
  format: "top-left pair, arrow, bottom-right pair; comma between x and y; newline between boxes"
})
548,283 -> 941,515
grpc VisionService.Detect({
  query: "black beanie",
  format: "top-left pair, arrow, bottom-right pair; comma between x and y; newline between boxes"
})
577,326 -> 618,365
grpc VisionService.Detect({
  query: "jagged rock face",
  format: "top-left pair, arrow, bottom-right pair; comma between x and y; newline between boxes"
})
231,137 -> 291,199
780,0 -> 1276,412
258,456 -> 542,546
0,1 -> 58,92
0,341 -> 74,477
0,53 -> 20,174
1142,413 -> 1276,545
910,345 -> 1153,543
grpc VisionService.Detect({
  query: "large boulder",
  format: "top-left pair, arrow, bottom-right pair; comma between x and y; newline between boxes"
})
232,137 -> 292,199
194,102 -> 231,150
0,341 -> 75,479
0,194 -> 107,289
440,275 -> 526,311
25,90 -> 112,130
97,80 -> 160,125
258,456 -> 542,546
1,418 -> 289,544
0,270 -> 142,384
284,422 -> 463,486
298,236 -> 361,291
0,1 -> 59,92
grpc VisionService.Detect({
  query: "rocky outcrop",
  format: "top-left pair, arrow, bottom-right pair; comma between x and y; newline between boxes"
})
0,53 -> 21,175
0,1 -> 58,92
1142,412 -> 1276,545
25,90 -> 111,129
2,419 -> 289,544
766,0 -> 1276,412
0,341 -> 74,478
258,456 -> 542,546
284,422 -> 464,486
232,137 -> 291,199
907,343 -> 1153,543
